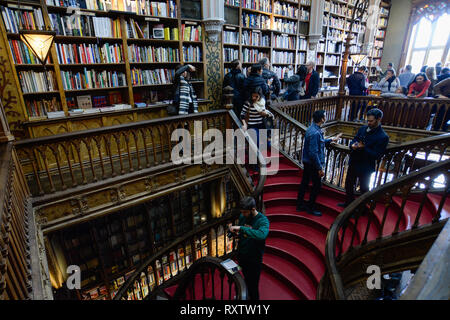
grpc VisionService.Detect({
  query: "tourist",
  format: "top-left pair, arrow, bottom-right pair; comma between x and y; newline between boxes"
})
338,108 -> 389,208
172,64 -> 199,115
283,65 -> 307,101
408,73 -> 431,98
437,68 -> 450,82
347,66 -> 368,121
229,196 -> 269,301
436,62 -> 442,76
259,57 -> 281,100
242,64 -> 269,104
425,67 -> 437,97
397,65 -> 415,88
296,110 -> 342,216
223,59 -> 246,115
303,61 -> 320,99
378,69 -> 401,94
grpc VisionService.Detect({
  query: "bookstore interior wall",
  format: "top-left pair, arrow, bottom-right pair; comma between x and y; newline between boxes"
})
0,0 -> 391,139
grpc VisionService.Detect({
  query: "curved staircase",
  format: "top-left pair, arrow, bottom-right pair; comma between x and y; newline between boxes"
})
254,153 -> 448,300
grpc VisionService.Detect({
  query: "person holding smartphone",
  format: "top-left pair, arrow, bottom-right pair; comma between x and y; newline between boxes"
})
228,196 -> 269,300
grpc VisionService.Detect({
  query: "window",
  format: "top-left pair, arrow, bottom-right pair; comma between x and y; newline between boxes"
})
405,13 -> 450,74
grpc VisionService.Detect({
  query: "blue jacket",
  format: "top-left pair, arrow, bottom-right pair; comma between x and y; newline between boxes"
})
302,123 -> 331,171
223,69 -> 246,109
349,125 -> 389,174
243,74 -> 269,102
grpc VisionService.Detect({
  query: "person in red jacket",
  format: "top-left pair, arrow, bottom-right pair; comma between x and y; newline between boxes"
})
408,73 -> 431,98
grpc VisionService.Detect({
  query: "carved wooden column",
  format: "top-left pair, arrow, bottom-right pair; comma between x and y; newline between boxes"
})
203,0 -> 225,110
223,86 -> 234,129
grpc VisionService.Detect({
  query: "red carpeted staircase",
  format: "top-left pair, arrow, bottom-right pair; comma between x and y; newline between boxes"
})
253,153 -> 449,300
161,153 -> 448,300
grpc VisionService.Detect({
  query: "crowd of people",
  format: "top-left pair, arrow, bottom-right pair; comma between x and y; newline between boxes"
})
346,61 -> 450,99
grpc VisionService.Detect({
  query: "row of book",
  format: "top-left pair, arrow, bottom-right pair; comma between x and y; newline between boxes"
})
8,40 -> 49,65
274,1 -> 298,18
326,41 -> 343,54
130,68 -> 174,86
181,24 -> 202,42
274,35 -> 296,49
242,30 -> 270,47
298,8 -> 310,21
273,18 -> 297,34
298,37 -> 307,50
242,48 -> 267,64
272,50 -> 294,65
378,17 -> 388,27
324,54 -> 340,66
225,0 -> 240,6
128,45 -> 179,63
49,13 -> 122,37
273,66 -> 294,80
242,0 -> 271,13
60,69 -> 127,90
182,45 -> 202,62
325,1 -> 352,17
45,0 -> 177,18
223,30 -> 239,44
18,71 -> 58,93
224,48 -> 239,63
126,20 -> 179,40
297,51 -> 306,64
0,6 -> 45,33
242,12 -> 271,29
25,98 -> 62,118
55,43 -> 124,64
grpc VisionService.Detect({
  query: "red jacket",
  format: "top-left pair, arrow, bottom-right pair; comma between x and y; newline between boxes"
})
408,80 -> 431,97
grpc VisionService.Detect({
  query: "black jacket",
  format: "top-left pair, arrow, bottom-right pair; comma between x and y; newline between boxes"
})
262,68 -> 281,97
223,69 -> 246,111
242,74 -> 269,102
347,72 -> 367,96
304,70 -> 320,98
349,125 -> 389,174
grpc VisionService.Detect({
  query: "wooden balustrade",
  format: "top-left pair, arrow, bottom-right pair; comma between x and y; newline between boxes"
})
14,111 -> 229,197
270,104 -> 450,191
113,213 -> 241,300
325,159 -> 450,300
274,96 -> 450,132
0,142 -> 32,300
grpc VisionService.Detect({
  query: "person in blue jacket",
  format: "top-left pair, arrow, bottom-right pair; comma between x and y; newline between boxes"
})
338,108 -> 390,208
297,110 -> 342,216
229,196 -> 270,300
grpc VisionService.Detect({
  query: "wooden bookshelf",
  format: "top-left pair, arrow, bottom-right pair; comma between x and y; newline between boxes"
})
223,0 -> 391,95
0,0 -> 207,138
223,0 -> 312,84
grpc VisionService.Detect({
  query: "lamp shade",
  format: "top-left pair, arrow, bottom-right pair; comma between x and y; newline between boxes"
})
350,53 -> 367,66
19,30 -> 56,65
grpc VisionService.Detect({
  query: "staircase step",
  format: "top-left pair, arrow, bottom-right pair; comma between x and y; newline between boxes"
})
259,270 -> 301,300
263,252 -> 317,300
269,221 -> 327,256
266,237 -> 325,284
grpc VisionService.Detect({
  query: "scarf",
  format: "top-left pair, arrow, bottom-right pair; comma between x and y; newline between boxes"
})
387,76 -> 396,91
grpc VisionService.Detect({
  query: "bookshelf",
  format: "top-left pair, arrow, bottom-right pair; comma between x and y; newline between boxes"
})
367,0 -> 390,83
47,177 -> 240,300
0,0 -> 208,138
223,0 -> 390,95
223,0 -> 311,87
